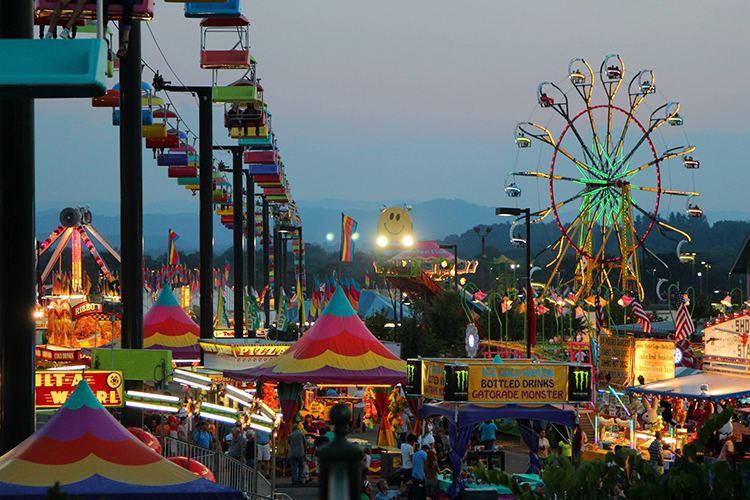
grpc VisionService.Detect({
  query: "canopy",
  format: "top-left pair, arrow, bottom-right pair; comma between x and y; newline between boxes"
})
389,240 -> 456,263
419,402 -> 576,428
0,380 -> 241,499
224,287 -> 406,385
357,290 -> 412,320
625,371 -> 750,402
143,286 -> 200,361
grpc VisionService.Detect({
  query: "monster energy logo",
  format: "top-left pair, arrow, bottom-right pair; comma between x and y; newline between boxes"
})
455,369 -> 468,392
573,369 -> 590,391
407,364 -> 415,383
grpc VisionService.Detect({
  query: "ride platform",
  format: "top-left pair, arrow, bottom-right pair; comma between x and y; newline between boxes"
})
0,39 -> 106,98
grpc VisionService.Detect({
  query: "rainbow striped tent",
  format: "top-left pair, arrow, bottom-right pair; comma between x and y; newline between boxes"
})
144,286 -> 200,361
225,286 -> 406,385
0,380 -> 241,499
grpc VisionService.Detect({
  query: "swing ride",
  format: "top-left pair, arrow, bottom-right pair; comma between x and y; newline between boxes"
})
505,55 -> 702,301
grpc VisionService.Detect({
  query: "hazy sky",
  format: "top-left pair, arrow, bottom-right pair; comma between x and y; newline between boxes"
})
37,0 -> 750,216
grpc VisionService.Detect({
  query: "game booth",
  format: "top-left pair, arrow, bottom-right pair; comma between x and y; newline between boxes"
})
406,357 -> 592,497
621,311 -> 750,465
224,287 -> 407,478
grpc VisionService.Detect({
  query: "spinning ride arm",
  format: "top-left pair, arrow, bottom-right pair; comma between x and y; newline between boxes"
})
40,228 -> 74,284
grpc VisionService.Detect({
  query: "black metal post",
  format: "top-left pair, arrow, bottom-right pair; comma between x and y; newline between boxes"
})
231,149 -> 244,338
119,21 -> 144,427
199,92 -> 213,340
0,0 -> 36,452
245,173 -> 255,291
262,196 -> 270,327
273,227 -> 281,310
524,209 -> 532,358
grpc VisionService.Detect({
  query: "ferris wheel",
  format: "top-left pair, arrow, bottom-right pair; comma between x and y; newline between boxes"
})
504,54 -> 701,300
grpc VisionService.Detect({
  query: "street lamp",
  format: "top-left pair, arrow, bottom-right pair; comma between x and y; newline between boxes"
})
439,244 -> 458,290
473,225 -> 493,258
496,207 -> 531,357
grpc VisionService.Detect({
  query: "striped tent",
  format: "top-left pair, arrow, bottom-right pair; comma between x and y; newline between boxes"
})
143,286 -> 200,361
0,380 -> 241,499
224,286 -> 406,385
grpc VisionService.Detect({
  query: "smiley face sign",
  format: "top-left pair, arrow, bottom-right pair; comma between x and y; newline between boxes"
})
376,206 -> 414,247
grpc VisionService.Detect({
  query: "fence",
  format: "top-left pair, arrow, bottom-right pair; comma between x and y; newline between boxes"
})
162,436 -> 273,498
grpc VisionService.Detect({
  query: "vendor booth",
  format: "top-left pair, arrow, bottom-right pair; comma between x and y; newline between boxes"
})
407,357 -> 590,494
224,287 -> 406,475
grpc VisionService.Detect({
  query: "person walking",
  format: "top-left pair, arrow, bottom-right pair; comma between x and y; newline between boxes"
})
572,423 -> 587,467
227,426 -> 245,461
288,426 -> 306,485
193,421 -> 213,450
255,428 -> 272,476
409,445 -> 428,500
648,432 -> 664,474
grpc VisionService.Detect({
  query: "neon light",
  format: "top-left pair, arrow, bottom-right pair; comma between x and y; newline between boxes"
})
125,400 -> 179,413
200,401 -> 238,414
200,411 -> 237,424
126,391 -> 180,402
173,377 -> 211,391
174,368 -> 212,382
226,393 -> 253,407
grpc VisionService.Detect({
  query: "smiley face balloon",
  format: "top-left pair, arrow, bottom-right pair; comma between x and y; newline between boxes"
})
376,206 -> 414,248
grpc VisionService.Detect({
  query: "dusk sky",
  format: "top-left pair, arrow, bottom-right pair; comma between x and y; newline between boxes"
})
37,0 -> 749,216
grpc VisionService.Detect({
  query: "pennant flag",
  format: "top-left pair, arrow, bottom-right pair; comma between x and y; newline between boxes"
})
630,298 -> 652,334
575,306 -> 585,319
501,296 -> 513,313
245,287 -> 260,333
276,290 -> 289,332
340,213 -> 358,262
297,274 -> 307,327
167,229 -> 179,266
364,272 -> 371,289
473,290 -> 487,302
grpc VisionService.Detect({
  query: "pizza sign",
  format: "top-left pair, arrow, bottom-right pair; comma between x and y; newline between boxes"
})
35,370 -> 123,408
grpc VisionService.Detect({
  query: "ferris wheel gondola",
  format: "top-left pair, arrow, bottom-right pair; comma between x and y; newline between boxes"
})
509,220 -> 527,248
683,156 -> 700,169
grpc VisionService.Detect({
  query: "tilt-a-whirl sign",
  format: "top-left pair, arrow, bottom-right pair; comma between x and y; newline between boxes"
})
406,358 -> 591,404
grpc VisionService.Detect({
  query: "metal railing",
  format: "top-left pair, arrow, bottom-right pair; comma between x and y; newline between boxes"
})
162,436 -> 273,497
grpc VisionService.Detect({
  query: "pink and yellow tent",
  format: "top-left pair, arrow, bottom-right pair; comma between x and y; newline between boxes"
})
143,286 -> 200,361
224,286 -> 406,385
0,380 -> 240,498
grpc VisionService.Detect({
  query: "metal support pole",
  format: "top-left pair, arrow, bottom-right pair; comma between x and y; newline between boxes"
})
525,209 -> 532,358
232,149 -> 244,338
245,174 -> 255,291
262,197 -> 270,328
273,227 -> 281,310
453,246 -> 458,291
119,21 -> 143,427
199,91 -> 213,340
0,0 -> 36,453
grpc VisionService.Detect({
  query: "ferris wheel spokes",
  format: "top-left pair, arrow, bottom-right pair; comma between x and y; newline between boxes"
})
608,69 -> 656,160
516,122 -> 604,180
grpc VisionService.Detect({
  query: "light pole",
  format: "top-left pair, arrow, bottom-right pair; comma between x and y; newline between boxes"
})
473,226 -> 493,259
496,207 -> 531,357
697,271 -> 703,295
439,243 -> 458,290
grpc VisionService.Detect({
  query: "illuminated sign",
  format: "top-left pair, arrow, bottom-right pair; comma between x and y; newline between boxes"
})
465,364 -> 569,403
567,366 -> 592,402
444,364 -> 469,402
405,359 -> 422,395
71,301 -> 103,320
632,339 -> 675,384
36,370 -> 123,408
598,336 -> 633,387
421,360 -> 446,400
199,342 -> 290,358
704,317 -> 750,365
35,346 -> 81,362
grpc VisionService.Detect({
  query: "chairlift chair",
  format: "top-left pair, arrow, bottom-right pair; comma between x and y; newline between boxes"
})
200,16 -> 251,70
184,0 -> 241,18
505,184 -> 522,197
168,166 -> 198,178
35,0 -> 155,22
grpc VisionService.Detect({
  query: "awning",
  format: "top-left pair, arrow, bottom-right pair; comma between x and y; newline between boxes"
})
419,402 -> 575,428
625,371 -> 750,401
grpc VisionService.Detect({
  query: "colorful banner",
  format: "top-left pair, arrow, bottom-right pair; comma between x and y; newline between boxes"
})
36,370 -> 123,408
421,360 -> 446,400
466,364 -> 569,403
633,339 -> 676,384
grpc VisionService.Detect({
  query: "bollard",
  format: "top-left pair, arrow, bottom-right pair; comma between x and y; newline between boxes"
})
318,403 -> 363,500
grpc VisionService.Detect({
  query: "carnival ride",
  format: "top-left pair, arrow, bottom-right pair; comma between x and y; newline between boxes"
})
38,207 -> 121,299
505,55 -> 702,301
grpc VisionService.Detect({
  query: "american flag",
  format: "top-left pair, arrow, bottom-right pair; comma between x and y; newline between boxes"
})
595,293 -> 605,334
630,298 -> 652,334
675,298 -> 695,342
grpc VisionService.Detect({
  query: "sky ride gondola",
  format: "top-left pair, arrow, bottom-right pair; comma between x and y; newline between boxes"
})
687,204 -> 704,218
168,166 -> 198,178
184,0 -> 241,19
200,15 -> 251,70
35,0 -> 155,22
157,152 -> 189,166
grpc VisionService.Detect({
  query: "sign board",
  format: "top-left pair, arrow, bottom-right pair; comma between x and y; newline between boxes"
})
598,336 -> 633,387
632,339 -> 675,384
444,364 -> 469,402
421,360 -> 446,400
71,301 -> 103,320
91,348 -> 172,381
36,370 -> 123,408
35,345 -> 81,362
704,318 -> 750,364
405,359 -> 422,395
466,364 -> 570,403
567,365 -> 592,402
